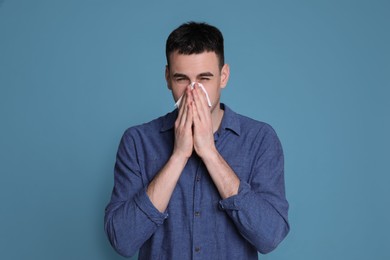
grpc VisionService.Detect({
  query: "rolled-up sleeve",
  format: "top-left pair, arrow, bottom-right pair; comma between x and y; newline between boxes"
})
104,130 -> 168,257
219,125 -> 290,254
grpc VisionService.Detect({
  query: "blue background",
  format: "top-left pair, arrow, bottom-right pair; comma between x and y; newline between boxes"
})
1,0 -> 389,259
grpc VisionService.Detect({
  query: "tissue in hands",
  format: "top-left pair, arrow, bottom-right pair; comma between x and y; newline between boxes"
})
174,82 -> 212,108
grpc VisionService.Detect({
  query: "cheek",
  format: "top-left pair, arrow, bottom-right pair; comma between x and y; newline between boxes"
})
171,87 -> 186,102
203,82 -> 220,96
209,89 -> 221,104
172,91 -> 182,102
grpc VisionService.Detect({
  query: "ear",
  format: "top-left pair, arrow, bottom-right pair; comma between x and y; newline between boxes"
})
220,64 -> 230,89
165,65 -> 172,90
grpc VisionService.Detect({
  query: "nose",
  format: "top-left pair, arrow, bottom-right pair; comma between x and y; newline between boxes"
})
190,81 -> 205,89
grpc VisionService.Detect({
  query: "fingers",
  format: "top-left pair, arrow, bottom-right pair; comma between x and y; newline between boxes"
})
173,87 -> 194,158
197,84 -> 212,108
183,90 -> 193,127
177,83 -> 211,131
186,100 -> 193,129
177,90 -> 186,116
177,92 -> 187,126
191,98 -> 200,128
177,86 -> 194,128
191,84 -> 209,122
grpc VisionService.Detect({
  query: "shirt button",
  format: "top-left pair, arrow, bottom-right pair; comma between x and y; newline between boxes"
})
196,176 -> 200,182
195,211 -> 200,217
195,247 -> 201,252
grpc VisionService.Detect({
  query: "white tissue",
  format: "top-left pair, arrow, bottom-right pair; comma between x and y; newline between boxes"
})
174,82 -> 212,108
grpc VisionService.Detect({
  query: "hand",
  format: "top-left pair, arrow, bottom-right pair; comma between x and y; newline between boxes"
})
173,86 -> 194,159
191,84 -> 216,158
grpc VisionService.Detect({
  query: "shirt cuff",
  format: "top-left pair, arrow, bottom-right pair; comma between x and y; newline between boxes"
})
134,188 -> 168,225
219,181 -> 251,211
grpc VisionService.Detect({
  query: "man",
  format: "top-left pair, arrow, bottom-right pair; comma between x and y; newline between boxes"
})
105,22 -> 289,259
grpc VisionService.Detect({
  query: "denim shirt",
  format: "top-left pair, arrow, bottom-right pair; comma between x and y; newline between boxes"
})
104,104 -> 289,259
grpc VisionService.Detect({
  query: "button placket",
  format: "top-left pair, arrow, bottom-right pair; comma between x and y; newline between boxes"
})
192,158 -> 203,259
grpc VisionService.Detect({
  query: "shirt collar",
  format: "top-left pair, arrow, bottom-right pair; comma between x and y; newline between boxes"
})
219,103 -> 241,136
160,103 -> 241,136
160,109 -> 178,132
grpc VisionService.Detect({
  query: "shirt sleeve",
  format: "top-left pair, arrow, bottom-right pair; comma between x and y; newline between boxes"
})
104,130 -> 168,257
218,124 -> 290,254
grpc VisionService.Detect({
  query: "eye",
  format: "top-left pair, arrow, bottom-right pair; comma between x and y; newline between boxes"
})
175,78 -> 189,83
200,77 -> 210,81
174,78 -> 190,87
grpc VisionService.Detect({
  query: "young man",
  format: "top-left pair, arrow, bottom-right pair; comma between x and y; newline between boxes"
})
105,22 -> 289,259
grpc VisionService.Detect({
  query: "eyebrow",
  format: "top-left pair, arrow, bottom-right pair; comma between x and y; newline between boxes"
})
172,72 -> 214,78
173,73 -> 189,78
198,72 -> 214,77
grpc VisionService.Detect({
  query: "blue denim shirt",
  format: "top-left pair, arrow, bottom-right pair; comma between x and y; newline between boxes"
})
105,104 -> 289,259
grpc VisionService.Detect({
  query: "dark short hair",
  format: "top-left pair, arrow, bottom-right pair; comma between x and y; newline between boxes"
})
166,22 -> 225,69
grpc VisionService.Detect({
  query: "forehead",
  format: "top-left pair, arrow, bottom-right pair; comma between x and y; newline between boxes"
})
169,51 -> 219,73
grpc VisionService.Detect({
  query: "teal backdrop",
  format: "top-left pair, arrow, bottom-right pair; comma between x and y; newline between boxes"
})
1,0 -> 389,259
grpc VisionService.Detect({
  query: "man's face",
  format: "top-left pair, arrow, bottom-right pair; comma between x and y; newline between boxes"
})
166,51 -> 229,111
